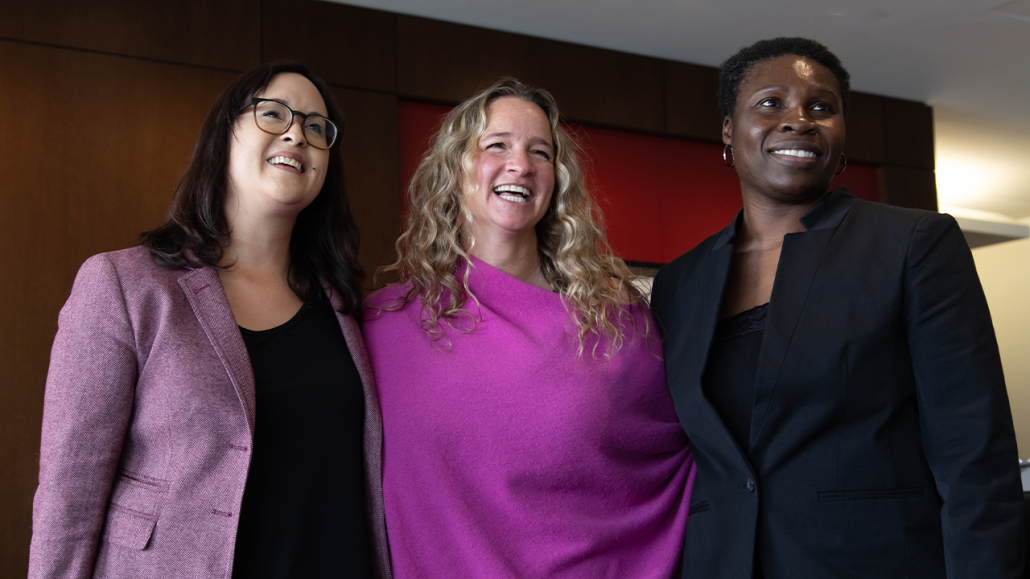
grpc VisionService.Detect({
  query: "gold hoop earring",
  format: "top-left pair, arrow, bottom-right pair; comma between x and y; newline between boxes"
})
835,154 -> 847,175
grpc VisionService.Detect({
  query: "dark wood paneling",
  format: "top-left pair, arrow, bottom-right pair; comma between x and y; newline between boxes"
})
663,61 -> 722,142
879,166 -> 939,211
397,15 -> 665,132
332,87 -> 400,288
543,41 -> 664,131
263,0 -> 397,93
883,96 -> 935,170
397,16 -> 530,105
844,92 -> 886,164
0,39 -> 236,576
0,0 -> 260,71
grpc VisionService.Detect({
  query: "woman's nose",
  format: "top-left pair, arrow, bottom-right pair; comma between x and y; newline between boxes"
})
507,148 -> 534,174
780,106 -> 815,133
282,118 -> 308,146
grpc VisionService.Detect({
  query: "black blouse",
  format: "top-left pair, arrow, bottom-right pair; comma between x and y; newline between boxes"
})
701,303 -> 768,455
232,291 -> 371,578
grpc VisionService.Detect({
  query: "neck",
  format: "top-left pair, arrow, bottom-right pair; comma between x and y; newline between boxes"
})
466,227 -> 548,289
737,189 -> 827,249
221,192 -> 297,276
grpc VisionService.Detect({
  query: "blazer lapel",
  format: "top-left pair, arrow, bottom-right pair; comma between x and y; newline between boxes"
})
322,281 -> 391,577
694,227 -> 735,388
321,281 -> 385,442
749,190 -> 857,449
179,267 -> 256,436
668,219 -> 758,464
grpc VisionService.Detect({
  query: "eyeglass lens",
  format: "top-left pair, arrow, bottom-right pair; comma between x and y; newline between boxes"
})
253,100 -> 337,149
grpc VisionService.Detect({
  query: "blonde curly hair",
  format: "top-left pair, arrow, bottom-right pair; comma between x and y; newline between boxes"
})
377,77 -> 647,356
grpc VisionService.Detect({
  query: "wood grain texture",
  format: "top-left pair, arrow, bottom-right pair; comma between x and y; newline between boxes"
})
0,39 -> 236,576
331,87 -> 401,289
844,92 -> 886,165
663,61 -> 722,143
0,0 -> 260,71
883,96 -> 936,170
263,0 -> 397,92
879,166 -> 939,211
397,15 -> 665,132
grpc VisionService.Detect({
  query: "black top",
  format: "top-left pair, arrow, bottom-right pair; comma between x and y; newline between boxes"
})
651,189 -> 1023,579
232,291 -> 371,578
701,303 -> 768,455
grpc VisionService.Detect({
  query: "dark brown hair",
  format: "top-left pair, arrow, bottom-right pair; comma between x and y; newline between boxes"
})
140,62 -> 363,317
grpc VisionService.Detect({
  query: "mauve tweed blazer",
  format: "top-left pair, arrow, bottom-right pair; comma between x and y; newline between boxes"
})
29,246 -> 391,579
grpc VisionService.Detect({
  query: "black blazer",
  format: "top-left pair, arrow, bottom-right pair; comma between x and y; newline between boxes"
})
651,190 -> 1023,579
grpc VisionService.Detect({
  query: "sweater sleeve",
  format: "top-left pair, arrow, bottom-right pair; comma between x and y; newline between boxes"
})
903,212 -> 1023,578
29,254 -> 139,579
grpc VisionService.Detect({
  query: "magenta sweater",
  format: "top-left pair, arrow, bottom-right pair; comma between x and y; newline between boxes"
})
363,257 -> 694,579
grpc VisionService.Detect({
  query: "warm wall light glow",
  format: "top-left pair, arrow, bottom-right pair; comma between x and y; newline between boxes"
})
935,153 -> 1002,209
933,111 -> 1030,219
934,144 -> 1030,218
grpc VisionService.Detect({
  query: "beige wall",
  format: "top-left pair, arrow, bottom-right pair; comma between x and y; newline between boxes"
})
972,237 -> 1030,459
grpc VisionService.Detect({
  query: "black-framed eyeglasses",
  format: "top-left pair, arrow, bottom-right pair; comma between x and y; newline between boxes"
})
242,97 -> 339,150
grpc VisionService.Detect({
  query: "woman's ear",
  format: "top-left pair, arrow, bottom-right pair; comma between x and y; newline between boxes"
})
722,116 -> 733,145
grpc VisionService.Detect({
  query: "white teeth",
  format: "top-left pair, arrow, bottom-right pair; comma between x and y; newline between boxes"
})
269,155 -> 303,171
773,149 -> 817,159
493,185 -> 530,197
498,193 -> 528,203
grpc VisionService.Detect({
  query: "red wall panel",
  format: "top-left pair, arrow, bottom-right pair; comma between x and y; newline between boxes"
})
572,125 -> 664,263
655,139 -> 744,263
398,100 -> 880,264
399,101 -> 449,206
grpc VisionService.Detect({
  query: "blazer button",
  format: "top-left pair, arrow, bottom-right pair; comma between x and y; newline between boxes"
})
746,478 -> 756,492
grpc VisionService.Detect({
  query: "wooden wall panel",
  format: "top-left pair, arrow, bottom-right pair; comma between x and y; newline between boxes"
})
332,87 -> 401,287
844,92 -> 886,164
883,96 -> 936,170
263,0 -> 397,93
397,16 -> 665,132
880,166 -> 939,211
663,61 -> 722,142
541,42 -> 664,131
0,0 -> 260,71
397,16 -> 533,105
0,39 -> 236,576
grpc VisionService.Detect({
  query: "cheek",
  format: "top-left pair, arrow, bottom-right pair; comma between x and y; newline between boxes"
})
311,151 -> 330,172
474,157 -> 499,191
828,122 -> 846,147
537,165 -> 556,194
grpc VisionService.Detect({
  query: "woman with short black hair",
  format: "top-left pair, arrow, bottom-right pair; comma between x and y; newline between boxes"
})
652,37 -> 1022,579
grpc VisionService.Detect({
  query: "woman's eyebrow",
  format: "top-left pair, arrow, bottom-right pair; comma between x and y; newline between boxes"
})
264,97 -> 327,116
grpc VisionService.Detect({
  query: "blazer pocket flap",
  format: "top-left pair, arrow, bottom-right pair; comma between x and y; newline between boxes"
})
689,500 -> 711,515
101,504 -> 157,550
818,487 -> 925,502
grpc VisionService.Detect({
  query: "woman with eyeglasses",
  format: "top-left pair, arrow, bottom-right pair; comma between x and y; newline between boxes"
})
29,62 -> 389,578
